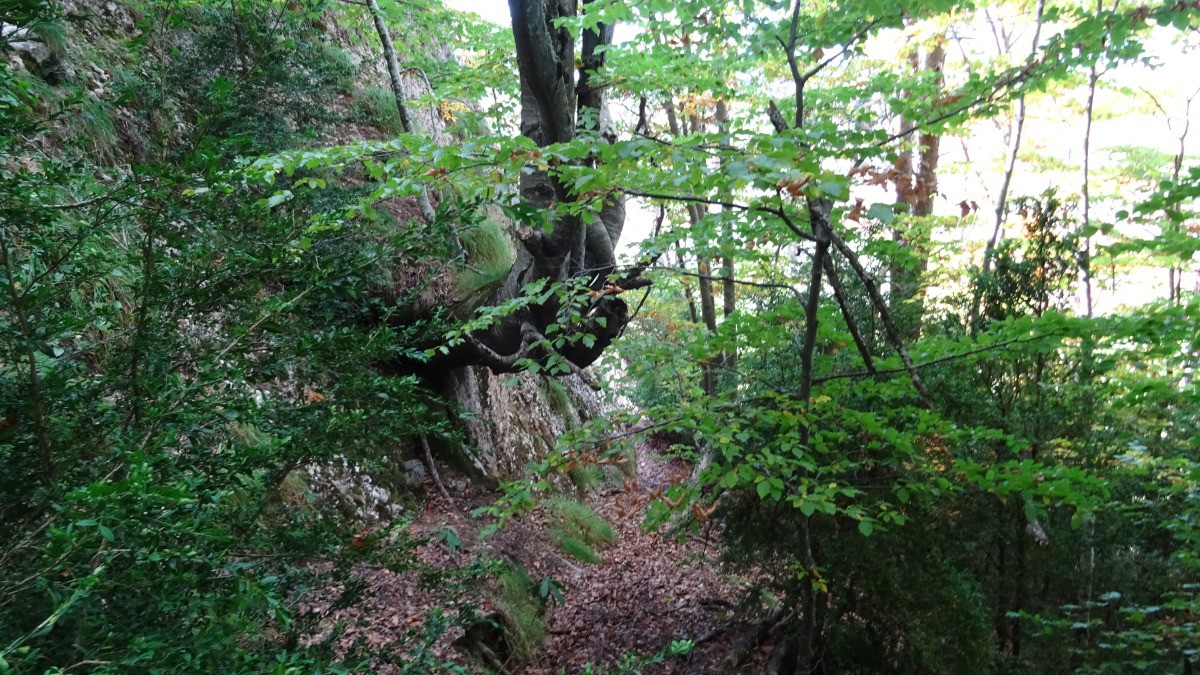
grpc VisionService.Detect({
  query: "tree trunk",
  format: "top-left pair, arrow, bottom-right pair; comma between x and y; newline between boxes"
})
365,0 -> 436,224
890,40 -> 945,342
402,0 -> 639,377
717,99 -> 738,373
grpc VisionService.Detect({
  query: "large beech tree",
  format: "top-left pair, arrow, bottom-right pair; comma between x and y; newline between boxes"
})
419,0 -> 641,377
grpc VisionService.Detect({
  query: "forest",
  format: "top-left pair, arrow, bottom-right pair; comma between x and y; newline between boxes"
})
1,0 -> 1199,672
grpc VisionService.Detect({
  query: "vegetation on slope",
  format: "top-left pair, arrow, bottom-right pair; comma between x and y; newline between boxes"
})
2,0 -> 1199,672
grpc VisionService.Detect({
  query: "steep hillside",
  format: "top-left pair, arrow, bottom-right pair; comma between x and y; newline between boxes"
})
0,1 -> 623,671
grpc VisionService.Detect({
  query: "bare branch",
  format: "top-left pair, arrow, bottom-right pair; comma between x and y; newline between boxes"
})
620,188 -> 818,243
799,18 -> 883,83
828,232 -> 935,407
814,334 -> 1057,384
418,433 -> 454,503
648,266 -> 803,301
40,181 -> 139,210
880,60 -> 1042,147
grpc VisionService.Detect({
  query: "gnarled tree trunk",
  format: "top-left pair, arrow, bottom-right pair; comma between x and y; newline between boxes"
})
407,0 -> 641,378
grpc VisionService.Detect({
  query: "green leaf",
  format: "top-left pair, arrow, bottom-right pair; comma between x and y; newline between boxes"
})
818,179 -> 847,199
266,190 -> 294,208
756,480 -> 771,499
866,203 -> 895,224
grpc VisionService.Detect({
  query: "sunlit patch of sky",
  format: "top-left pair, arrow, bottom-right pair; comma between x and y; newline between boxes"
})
442,0 -> 509,25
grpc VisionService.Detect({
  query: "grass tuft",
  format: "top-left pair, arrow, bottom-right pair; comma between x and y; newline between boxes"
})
493,566 -> 546,663
454,218 -> 515,298
569,465 -> 606,491
548,530 -> 602,564
65,94 -> 119,162
546,496 -> 617,550
352,86 -> 403,135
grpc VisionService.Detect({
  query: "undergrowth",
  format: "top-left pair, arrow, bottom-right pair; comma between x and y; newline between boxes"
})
493,566 -> 547,664
545,496 -> 617,565
353,86 -> 404,135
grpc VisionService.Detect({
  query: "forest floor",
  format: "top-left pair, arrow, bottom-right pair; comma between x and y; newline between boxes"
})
313,444 -> 772,673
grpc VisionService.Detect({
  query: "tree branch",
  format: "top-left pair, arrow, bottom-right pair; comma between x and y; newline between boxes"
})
648,266 -> 803,302
822,255 -> 877,376
828,232 -> 934,406
799,19 -> 883,84
620,188 -> 818,243
40,182 -> 138,210
814,334 -> 1057,384
879,59 -> 1043,147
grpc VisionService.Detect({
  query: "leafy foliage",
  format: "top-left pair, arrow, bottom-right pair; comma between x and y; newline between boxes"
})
3,0 -> 1200,671
0,0 -> 479,671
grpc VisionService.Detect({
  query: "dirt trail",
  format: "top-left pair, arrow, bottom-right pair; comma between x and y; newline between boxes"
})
315,447 -> 756,673
530,451 -> 741,674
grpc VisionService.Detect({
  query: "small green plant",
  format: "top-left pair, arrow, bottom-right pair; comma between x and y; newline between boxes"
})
574,639 -> 695,674
493,565 -> 547,664
544,496 -> 617,564
352,86 -> 404,135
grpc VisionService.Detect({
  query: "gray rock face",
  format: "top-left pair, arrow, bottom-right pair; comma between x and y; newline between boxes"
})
304,456 -> 405,526
403,458 -> 427,488
444,367 -> 607,481
3,25 -> 56,78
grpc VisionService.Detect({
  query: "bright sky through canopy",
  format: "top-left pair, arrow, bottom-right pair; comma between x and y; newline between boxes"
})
443,0 -> 510,24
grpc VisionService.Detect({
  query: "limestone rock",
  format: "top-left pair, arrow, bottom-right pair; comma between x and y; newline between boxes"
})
444,367 -> 608,482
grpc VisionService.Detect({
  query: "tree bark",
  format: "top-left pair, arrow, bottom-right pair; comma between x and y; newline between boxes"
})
890,39 -> 945,342
400,0 -> 636,377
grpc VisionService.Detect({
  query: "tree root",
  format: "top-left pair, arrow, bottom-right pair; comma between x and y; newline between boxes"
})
721,605 -> 790,672
418,433 -> 453,505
